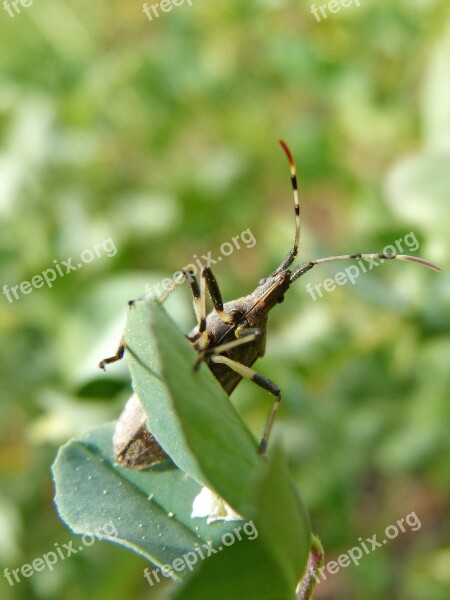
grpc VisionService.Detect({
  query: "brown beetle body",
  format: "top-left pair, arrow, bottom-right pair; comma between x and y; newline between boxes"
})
191,272 -> 291,395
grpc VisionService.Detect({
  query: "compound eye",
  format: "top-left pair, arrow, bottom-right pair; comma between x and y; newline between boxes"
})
277,295 -> 285,304
259,278 -> 267,286
229,309 -> 243,321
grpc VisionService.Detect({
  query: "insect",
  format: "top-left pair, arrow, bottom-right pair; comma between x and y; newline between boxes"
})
100,140 -> 440,468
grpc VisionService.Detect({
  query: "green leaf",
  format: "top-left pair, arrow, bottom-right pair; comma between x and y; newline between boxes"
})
173,537 -> 295,600
173,444 -> 310,599
52,423 -> 239,577
252,444 -> 311,591
125,300 -> 264,514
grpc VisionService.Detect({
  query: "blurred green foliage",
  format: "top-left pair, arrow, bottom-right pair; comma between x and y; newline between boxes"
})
0,1 -> 449,599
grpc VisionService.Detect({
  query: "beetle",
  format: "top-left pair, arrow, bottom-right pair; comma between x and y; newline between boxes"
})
100,140 -> 440,467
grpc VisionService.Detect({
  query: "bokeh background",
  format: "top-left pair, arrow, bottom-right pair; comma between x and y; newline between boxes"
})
0,1 -> 449,599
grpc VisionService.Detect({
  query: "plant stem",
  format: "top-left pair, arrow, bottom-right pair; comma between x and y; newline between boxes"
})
296,534 -> 324,600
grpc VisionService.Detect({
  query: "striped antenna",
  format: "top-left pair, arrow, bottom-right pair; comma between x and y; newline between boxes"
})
271,140 -> 301,275
291,252 -> 441,282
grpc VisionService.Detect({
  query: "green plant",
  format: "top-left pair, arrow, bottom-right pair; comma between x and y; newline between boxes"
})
52,300 -> 314,599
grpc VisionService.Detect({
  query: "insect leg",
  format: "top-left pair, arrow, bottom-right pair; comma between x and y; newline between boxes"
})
187,266 -> 211,350
100,270 -> 197,370
211,355 -> 281,454
158,270 -> 191,304
189,266 -> 236,349
194,328 -> 262,370
180,269 -> 202,323
99,334 -> 126,371
203,267 -> 235,323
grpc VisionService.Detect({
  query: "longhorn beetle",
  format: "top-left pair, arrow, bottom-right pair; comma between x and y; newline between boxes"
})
100,140 -> 440,467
